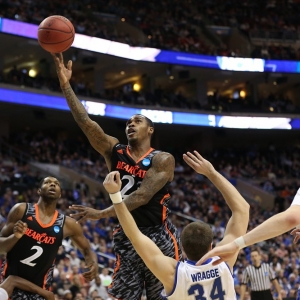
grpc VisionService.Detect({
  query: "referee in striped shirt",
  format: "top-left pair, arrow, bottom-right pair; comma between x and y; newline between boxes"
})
240,248 -> 282,300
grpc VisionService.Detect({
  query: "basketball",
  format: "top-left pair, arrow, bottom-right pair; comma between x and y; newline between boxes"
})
38,15 -> 75,53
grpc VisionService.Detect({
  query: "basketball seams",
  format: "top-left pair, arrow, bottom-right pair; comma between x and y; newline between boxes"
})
47,16 -> 74,33
38,28 -> 74,34
38,15 -> 75,52
38,35 -> 74,45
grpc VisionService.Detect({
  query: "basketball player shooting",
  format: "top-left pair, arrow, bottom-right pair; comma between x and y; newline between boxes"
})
52,52 -> 181,300
102,151 -> 249,300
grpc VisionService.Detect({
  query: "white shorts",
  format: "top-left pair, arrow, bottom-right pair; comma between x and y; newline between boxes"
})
0,288 -> 8,300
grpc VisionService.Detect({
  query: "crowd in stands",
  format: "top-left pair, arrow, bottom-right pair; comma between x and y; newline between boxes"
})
3,0 -> 300,60
1,64 -> 300,115
0,130 -> 300,298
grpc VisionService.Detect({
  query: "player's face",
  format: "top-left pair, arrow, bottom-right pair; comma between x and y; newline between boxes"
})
38,177 -> 61,200
125,115 -> 152,142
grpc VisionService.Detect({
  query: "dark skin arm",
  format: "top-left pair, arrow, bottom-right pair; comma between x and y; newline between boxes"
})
0,220 -> 27,254
1,276 -> 54,300
63,216 -> 98,281
52,53 -> 118,167
70,152 -> 175,223
0,203 -> 26,237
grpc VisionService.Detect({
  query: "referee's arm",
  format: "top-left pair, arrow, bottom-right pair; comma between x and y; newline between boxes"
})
240,268 -> 249,300
269,265 -> 282,300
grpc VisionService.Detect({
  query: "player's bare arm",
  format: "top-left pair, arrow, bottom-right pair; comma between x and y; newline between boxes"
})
70,152 -> 175,223
198,205 -> 300,266
123,152 -> 174,210
52,53 -> 118,161
1,276 -> 54,300
0,221 -> 28,254
63,216 -> 98,281
184,151 -> 249,269
104,171 -> 177,294
0,203 -> 26,237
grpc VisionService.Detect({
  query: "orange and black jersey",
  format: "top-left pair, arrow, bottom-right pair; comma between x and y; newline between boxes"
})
111,143 -> 171,227
2,203 -> 65,289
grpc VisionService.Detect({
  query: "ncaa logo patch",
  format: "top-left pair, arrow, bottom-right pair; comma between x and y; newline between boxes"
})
142,158 -> 151,166
54,226 -> 60,233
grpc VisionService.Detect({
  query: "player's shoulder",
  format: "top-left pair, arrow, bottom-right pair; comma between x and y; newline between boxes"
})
9,203 -> 27,218
63,216 -> 83,233
152,151 -> 174,163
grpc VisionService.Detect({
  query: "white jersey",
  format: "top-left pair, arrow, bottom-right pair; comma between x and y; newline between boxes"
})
162,257 -> 236,300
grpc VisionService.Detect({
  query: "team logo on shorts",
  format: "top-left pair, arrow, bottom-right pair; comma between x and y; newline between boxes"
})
54,226 -> 60,233
142,158 -> 151,166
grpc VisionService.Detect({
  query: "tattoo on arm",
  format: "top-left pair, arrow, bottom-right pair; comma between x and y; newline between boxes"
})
61,86 -> 116,155
62,86 -> 90,127
99,153 -> 175,218
124,152 -> 175,211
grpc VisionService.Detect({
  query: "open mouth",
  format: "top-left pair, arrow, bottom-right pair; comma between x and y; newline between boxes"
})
127,129 -> 136,136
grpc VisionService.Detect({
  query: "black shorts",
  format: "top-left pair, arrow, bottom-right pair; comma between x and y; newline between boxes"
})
9,289 -> 45,300
108,220 -> 182,300
251,289 -> 273,300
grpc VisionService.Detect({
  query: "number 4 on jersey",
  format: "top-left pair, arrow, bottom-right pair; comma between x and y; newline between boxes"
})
188,277 -> 225,300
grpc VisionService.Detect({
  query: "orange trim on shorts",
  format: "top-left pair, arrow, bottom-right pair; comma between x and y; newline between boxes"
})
113,227 -> 121,235
34,204 -> 58,228
126,146 -> 154,163
2,262 -> 7,277
164,222 -> 180,261
108,253 -> 121,289
159,193 -> 180,261
160,193 -> 170,223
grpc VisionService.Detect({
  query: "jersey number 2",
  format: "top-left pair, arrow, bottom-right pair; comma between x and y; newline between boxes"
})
20,246 -> 43,267
120,175 -> 135,199
188,277 -> 225,300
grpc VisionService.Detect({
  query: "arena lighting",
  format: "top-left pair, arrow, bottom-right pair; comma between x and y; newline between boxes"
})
1,18 -> 300,73
0,87 -> 300,130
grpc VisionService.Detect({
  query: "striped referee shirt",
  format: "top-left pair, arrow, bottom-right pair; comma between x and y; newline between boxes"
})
241,263 -> 276,291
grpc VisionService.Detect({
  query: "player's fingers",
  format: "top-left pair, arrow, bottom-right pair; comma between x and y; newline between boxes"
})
58,52 -> 63,63
186,151 -> 198,161
67,60 -> 72,70
69,211 -> 86,219
115,171 -> 121,183
76,215 -> 88,224
183,154 -> 197,167
290,228 -> 299,235
193,150 -> 204,160
82,268 -> 94,280
293,235 -> 300,244
69,205 -> 86,211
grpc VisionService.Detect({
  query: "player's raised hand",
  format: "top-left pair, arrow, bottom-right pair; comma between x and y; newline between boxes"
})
51,53 -> 72,87
290,228 -> 300,244
69,205 -> 102,224
103,171 -> 122,194
196,241 -> 239,266
13,220 -> 27,239
183,151 -> 215,177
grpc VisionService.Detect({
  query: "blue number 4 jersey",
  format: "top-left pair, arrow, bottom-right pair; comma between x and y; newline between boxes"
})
162,257 -> 236,300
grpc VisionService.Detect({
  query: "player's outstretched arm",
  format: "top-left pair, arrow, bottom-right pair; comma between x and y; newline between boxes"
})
0,220 -> 27,254
103,171 -> 177,294
183,151 -> 249,268
63,217 -> 98,281
52,53 -> 118,159
198,204 -> 300,266
70,152 -> 175,223
0,276 -> 54,300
